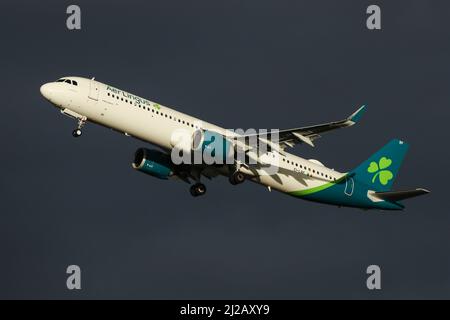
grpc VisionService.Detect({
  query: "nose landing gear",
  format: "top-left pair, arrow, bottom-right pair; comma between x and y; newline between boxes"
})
72,116 -> 87,138
72,129 -> 82,137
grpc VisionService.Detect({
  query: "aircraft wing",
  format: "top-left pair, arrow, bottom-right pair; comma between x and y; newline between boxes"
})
240,105 -> 366,149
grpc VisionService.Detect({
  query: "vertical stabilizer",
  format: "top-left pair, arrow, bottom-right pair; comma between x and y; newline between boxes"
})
351,139 -> 409,192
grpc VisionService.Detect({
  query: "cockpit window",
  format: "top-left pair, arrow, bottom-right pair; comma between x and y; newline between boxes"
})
56,78 -> 78,86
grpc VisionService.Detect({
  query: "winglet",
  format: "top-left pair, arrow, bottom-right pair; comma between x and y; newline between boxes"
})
347,105 -> 366,124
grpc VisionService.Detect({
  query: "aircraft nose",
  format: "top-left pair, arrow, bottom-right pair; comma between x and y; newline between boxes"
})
40,83 -> 53,100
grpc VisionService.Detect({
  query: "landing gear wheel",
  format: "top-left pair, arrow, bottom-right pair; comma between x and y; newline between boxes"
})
229,171 -> 245,185
72,116 -> 87,138
190,183 -> 207,197
72,129 -> 82,137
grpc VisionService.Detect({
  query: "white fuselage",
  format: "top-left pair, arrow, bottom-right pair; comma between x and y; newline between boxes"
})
40,76 -> 344,195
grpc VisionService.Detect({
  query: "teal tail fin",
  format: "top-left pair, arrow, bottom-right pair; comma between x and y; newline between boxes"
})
351,139 -> 409,192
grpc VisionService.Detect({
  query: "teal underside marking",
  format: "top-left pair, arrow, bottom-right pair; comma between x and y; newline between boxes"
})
289,181 -> 335,196
289,175 -> 403,210
289,175 -> 346,197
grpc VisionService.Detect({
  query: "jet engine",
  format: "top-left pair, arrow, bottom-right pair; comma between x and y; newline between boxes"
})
132,148 -> 175,179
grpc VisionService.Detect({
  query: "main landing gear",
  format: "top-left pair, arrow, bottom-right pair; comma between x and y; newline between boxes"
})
72,116 -> 87,138
229,171 -> 246,185
190,183 -> 207,197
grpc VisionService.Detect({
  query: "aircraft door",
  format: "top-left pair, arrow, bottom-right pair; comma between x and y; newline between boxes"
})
88,78 -> 99,101
344,177 -> 354,196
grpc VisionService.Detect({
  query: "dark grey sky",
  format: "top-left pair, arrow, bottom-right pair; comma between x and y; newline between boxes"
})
0,0 -> 448,299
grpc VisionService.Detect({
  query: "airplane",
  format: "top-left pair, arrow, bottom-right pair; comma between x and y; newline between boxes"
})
40,76 -> 429,210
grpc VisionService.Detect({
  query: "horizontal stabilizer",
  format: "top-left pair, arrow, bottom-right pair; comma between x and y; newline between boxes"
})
374,188 -> 430,202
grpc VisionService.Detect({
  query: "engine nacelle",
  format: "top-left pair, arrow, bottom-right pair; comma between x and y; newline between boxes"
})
132,148 -> 175,180
192,129 -> 234,164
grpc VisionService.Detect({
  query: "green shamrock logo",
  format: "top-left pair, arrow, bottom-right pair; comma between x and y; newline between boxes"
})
367,156 -> 393,185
